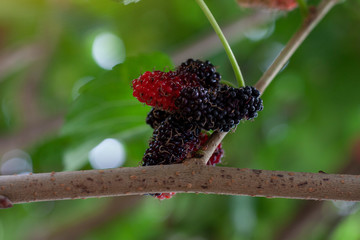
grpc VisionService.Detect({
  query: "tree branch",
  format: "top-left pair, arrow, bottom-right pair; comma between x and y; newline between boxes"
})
254,0 -> 339,94
0,165 -> 359,205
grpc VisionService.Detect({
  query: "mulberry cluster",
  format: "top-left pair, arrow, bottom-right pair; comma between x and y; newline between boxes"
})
131,59 -> 263,200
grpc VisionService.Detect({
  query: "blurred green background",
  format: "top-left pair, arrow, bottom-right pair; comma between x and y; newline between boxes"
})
1,0 -> 360,239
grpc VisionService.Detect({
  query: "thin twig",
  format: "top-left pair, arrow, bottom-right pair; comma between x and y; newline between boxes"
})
0,165 -> 359,205
188,131 -> 227,165
255,0 -> 339,94
195,0 -> 245,87
196,0 -> 339,166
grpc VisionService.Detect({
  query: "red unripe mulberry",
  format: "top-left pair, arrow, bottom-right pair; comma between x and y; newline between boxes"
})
237,0 -> 297,11
132,71 -> 198,111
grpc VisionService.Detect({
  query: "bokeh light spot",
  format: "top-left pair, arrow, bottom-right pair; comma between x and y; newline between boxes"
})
89,138 -> 126,169
92,32 -> 126,70
333,201 -> 360,216
244,21 -> 275,42
1,149 -> 32,175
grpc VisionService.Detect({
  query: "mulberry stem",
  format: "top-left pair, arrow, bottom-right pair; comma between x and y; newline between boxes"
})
297,0 -> 309,17
195,0 -> 245,87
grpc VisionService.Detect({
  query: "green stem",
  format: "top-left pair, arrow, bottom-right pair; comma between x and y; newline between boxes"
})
220,80 -> 237,88
195,0 -> 245,87
296,0 -> 309,17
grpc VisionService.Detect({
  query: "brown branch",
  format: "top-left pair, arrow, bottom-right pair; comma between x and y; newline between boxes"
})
186,131 -> 227,165
0,165 -> 359,205
255,0 -> 339,94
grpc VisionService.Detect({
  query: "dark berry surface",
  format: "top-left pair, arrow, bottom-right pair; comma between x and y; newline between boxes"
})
142,116 -> 201,166
146,132 -> 224,200
146,108 -> 171,129
175,85 -> 263,132
177,59 -> 221,89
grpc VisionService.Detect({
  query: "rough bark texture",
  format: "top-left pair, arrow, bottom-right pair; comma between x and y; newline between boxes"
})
1,165 -> 359,204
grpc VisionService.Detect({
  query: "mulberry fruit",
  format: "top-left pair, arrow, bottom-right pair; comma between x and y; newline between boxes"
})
153,192 -> 176,200
237,0 -> 297,10
132,60 -> 222,111
177,59 -> 221,89
143,116 -> 201,200
146,108 -> 171,129
175,85 -> 263,132
132,71 -> 199,111
142,116 -> 201,166
148,132 -> 224,200
133,59 -> 263,200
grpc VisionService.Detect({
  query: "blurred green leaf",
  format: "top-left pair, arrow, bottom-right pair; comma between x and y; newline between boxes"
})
60,52 -> 173,170
122,0 -> 141,5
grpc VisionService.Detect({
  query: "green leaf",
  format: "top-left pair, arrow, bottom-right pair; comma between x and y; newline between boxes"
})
122,0 -> 141,5
61,52 -> 173,170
